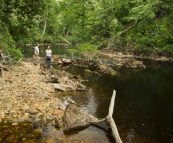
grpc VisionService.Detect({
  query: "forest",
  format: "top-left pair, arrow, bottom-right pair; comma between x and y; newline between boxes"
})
0,0 -> 173,61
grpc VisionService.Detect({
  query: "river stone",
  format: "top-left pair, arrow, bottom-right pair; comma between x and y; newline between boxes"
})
58,105 -> 66,111
39,75 -> 46,82
26,82 -> 32,85
21,104 -> 29,111
10,110 -> 16,114
37,105 -> 46,112
85,69 -> 91,72
54,116 -> 61,128
25,113 -> 30,117
0,78 -> 5,84
28,107 -> 39,114
35,128 -> 43,134
46,117 -> 54,121
11,119 -> 23,123
12,122 -> 18,126
1,112 -> 5,118
4,110 -> 9,114
35,112 -> 43,118
62,58 -> 71,64
52,110 -> 62,116
51,120 -> 56,126
34,117 -> 41,122
28,90 -> 37,94
26,118 -> 34,123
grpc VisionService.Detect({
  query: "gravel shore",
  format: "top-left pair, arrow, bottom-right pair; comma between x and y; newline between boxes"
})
0,61 -> 65,124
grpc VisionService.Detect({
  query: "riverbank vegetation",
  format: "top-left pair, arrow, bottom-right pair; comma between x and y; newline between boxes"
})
1,0 -> 173,60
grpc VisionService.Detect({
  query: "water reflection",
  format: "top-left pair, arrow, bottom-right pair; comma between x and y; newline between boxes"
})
62,63 -> 173,143
79,88 -> 98,115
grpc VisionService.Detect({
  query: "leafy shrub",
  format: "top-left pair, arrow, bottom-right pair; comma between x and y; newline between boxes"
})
78,43 -> 98,60
68,48 -> 77,58
5,47 -> 23,61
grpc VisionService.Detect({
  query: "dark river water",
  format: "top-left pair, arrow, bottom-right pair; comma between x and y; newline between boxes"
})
17,44 -> 173,143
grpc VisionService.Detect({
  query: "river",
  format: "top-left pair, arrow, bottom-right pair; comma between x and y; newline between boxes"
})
20,44 -> 173,143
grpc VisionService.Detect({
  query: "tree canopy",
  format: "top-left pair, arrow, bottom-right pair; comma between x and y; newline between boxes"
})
1,0 -> 173,58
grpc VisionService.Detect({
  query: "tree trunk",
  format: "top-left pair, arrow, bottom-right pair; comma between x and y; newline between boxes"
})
62,37 -> 71,44
41,11 -> 48,37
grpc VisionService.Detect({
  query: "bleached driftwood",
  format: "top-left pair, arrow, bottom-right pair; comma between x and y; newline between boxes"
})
91,90 -> 122,143
107,90 -> 122,143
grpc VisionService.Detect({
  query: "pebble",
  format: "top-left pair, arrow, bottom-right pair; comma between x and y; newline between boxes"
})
12,122 -> 18,126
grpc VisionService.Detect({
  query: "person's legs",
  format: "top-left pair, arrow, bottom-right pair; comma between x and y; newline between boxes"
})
48,57 -> 51,68
33,54 -> 38,65
46,56 -> 51,68
46,57 -> 49,68
35,55 -> 38,65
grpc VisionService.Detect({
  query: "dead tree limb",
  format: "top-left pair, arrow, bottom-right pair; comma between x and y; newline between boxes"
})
91,90 -> 123,143
62,37 -> 71,44
107,90 -> 122,143
61,90 -> 122,142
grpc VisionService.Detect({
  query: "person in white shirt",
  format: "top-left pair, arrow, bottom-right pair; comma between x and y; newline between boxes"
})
33,44 -> 39,64
34,44 -> 39,55
45,46 -> 52,68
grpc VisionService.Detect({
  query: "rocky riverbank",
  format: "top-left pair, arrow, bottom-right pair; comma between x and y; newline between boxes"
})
0,60 -> 85,127
99,49 -> 173,62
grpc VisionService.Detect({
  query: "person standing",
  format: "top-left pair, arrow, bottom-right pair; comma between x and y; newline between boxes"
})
45,46 -> 52,69
33,44 -> 39,65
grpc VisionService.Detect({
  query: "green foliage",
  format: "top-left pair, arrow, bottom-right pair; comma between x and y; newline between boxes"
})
78,43 -> 98,60
57,0 -> 173,55
5,47 -> 23,61
42,35 -> 54,43
1,0 -> 173,57
0,42 -> 7,52
129,0 -> 160,20
68,48 -> 77,58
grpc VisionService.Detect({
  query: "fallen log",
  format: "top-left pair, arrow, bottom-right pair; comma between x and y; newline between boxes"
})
106,90 -> 122,143
61,90 -> 122,143
90,90 -> 122,143
62,103 -> 99,132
